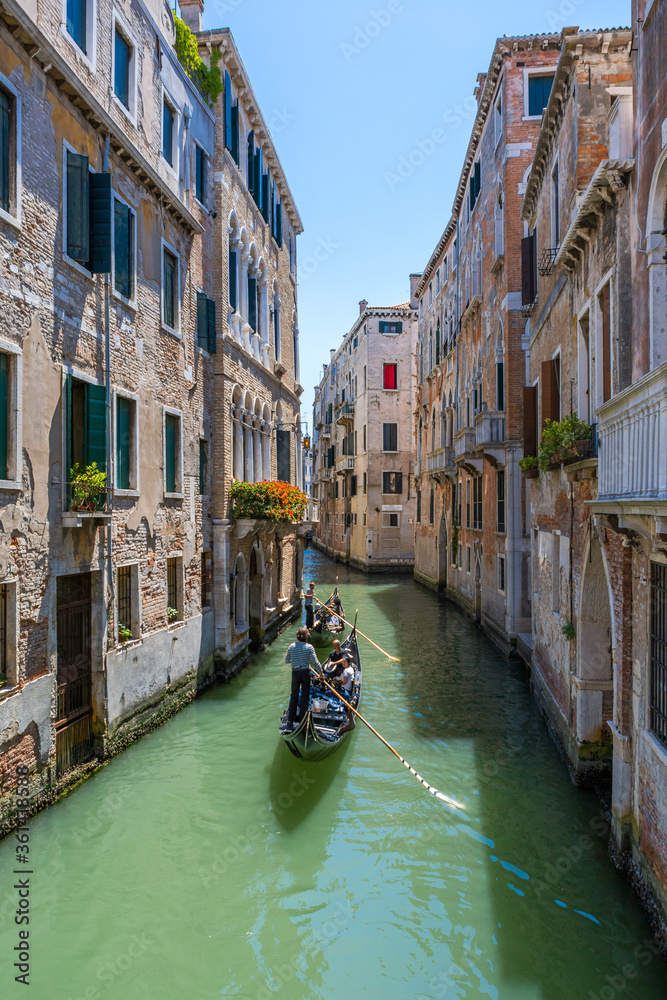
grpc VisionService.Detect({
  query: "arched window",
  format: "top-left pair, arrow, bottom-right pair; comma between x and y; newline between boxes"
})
647,152 -> 667,370
273,283 -> 281,361
234,554 -> 247,629
292,313 -> 300,383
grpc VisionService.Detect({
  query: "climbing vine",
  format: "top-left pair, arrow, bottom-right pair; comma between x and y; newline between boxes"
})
173,16 -> 223,106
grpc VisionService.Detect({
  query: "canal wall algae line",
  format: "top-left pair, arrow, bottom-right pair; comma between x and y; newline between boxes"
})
0,604 -> 302,843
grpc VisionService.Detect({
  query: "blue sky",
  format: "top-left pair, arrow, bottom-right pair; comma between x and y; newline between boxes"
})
200,0 -> 631,426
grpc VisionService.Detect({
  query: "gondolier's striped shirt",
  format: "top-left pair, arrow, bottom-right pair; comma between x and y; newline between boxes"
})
285,641 -> 322,672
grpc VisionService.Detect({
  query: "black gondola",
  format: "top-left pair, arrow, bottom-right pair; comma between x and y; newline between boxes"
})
309,587 -> 345,649
279,621 -> 362,762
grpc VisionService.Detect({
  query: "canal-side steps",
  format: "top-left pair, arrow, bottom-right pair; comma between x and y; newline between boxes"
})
0,602 -> 302,842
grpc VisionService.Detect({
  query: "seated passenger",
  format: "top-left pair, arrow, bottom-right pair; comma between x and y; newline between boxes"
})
324,640 -> 346,679
341,661 -> 355,696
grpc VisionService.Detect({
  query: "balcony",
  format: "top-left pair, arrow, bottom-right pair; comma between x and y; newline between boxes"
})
319,423 -> 332,439
475,411 -> 506,466
335,402 -> 355,426
454,428 -> 482,474
318,468 -> 333,481
426,445 -> 455,477
62,484 -> 113,528
336,456 -> 355,476
596,363 -> 667,505
297,497 -> 320,536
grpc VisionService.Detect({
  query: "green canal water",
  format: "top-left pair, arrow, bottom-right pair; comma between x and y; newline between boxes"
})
1,551 -> 666,1000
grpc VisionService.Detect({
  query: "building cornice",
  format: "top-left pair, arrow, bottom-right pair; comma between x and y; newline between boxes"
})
197,28 -> 304,235
0,0 -> 205,235
521,27 -> 633,223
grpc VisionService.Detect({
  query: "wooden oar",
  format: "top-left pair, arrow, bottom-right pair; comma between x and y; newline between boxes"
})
313,596 -> 400,661
311,667 -> 465,811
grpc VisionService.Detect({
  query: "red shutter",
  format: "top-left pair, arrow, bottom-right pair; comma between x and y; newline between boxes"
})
523,386 -> 538,457
383,364 -> 397,390
541,359 -> 560,427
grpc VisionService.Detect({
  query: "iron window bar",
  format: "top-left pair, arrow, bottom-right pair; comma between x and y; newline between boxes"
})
538,247 -> 559,276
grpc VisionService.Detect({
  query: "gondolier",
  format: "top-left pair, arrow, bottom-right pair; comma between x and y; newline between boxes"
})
304,581 -> 315,629
284,627 -> 322,731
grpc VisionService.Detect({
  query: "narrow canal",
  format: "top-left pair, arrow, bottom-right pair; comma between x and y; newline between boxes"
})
2,551 -> 666,1000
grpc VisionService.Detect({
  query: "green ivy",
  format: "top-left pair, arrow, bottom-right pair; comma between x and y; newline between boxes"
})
519,455 -> 538,473
561,620 -> 576,641
173,16 -> 223,106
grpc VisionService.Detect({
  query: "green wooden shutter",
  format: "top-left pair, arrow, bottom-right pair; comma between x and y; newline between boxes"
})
196,290 -> 207,347
261,171 -> 269,222
199,440 -> 205,494
248,277 -> 257,332
114,28 -> 130,107
224,71 -> 233,151
276,429 -> 291,483
67,0 -> 86,52
207,297 -> 216,354
270,178 -> 275,236
228,251 -> 237,312
114,199 -> 131,298
162,101 -> 174,164
231,105 -> 239,164
247,131 -> 255,194
85,382 -> 107,471
89,172 -> 112,274
163,249 -> 175,328
116,395 -> 130,489
0,90 -> 9,213
0,354 -> 8,479
67,151 -> 90,264
165,413 -> 176,493
254,148 -> 263,212
276,203 -> 283,248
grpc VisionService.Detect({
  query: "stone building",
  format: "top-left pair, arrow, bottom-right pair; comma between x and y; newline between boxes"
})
413,32 -> 561,652
189,7 -> 306,663
0,0 -> 305,828
312,296 -> 418,571
519,28 -> 633,781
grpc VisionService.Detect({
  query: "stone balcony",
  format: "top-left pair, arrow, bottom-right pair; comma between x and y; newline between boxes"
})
335,402 -> 355,426
596,362 -> 667,505
454,428 -> 482,474
475,411 -> 506,466
336,456 -> 355,476
426,445 -> 456,477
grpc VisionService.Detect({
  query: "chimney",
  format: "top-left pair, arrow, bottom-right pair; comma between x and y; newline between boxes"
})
409,273 -> 422,310
179,0 -> 203,32
359,299 -> 368,315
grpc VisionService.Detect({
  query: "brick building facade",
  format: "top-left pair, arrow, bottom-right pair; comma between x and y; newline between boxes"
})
413,33 -> 561,651
312,296 -> 418,571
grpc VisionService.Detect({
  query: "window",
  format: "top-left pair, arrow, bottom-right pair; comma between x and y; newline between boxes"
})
498,555 -> 506,593
66,375 -> 106,502
228,239 -> 238,313
199,439 -> 207,495
416,489 -> 421,523
277,428 -> 291,482
167,556 -> 183,621
578,311 -> 591,422
65,149 -> 112,273
363,425 -> 367,451
274,293 -> 281,360
163,409 -> 182,496
363,366 -> 367,391
382,472 -> 403,495
195,145 -> 207,205
469,159 -> 481,214
0,582 -> 7,683
379,321 -> 403,334
382,423 -> 398,452
527,74 -> 555,117
494,93 -> 503,145
363,472 -> 367,495
115,393 -> 137,492
466,546 -> 471,573
382,512 -> 400,528
473,477 -> 483,530
113,197 -> 134,301
350,475 -> 357,497
66,0 -> 88,53
201,552 -> 212,609
466,480 -> 471,528
113,25 -> 132,111
0,76 -> 20,224
117,564 -> 139,641
496,361 -> 505,411
497,470 -> 506,533
196,291 -> 217,353
162,97 -> 175,166
383,363 -> 397,390
541,356 -> 561,428
521,230 -> 538,306
494,187 -> 504,260
430,488 -> 435,525
0,581 -> 16,686
599,282 -> 612,403
162,244 -> 179,333
224,71 -> 240,165
0,345 -> 20,487
551,161 -> 560,246
650,562 -> 667,748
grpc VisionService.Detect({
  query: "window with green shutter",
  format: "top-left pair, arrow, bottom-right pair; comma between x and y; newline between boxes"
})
382,423 -> 398,452
114,27 -> 131,109
67,151 -> 90,264
66,376 -> 107,498
89,173 -> 112,274
163,99 -> 174,165
261,171 -> 270,223
197,292 -> 216,352
206,297 -> 216,354
276,430 -> 291,483
163,247 -> 177,329
228,249 -> 237,312
248,276 -> 257,332
0,354 -> 8,480
195,145 -> 206,204
247,131 -> 255,194
253,147 -> 263,213
230,105 -> 239,165
199,439 -> 207,494
164,413 -> 178,494
114,199 -> 132,299
0,89 -> 10,214
67,0 -> 87,52
116,395 -> 131,490
528,75 -> 554,117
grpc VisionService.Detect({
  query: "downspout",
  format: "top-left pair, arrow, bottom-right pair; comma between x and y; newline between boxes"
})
103,135 -> 113,617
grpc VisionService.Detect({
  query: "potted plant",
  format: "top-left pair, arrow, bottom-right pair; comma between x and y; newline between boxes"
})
70,462 -> 107,511
167,606 -> 179,623
559,413 -> 593,464
519,455 -> 539,479
118,623 -> 133,643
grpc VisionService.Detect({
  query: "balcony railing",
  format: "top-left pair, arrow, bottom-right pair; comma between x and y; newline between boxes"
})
335,403 -> 355,424
597,363 -> 667,502
319,424 -> 332,439
426,445 -> 455,474
454,428 -> 476,460
475,411 -> 506,448
336,456 -> 355,475
306,497 -> 319,523
319,468 -> 333,480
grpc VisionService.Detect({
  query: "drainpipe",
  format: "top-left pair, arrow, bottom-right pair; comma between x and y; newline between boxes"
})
103,135 -> 113,616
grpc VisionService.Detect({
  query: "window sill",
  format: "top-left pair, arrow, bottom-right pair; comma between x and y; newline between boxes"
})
115,636 -> 142,651
63,253 -> 94,281
114,488 -> 139,499
0,207 -> 21,231
0,683 -> 19,702
112,288 -> 138,312
60,27 -> 96,73
164,492 -> 184,501
167,620 -> 186,632
0,479 -> 21,491
193,195 -> 208,213
110,92 -> 137,129
645,730 -> 667,768
161,324 -> 182,340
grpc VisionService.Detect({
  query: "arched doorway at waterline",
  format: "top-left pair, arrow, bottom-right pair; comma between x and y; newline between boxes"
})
576,533 -> 613,744
249,544 -> 263,626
